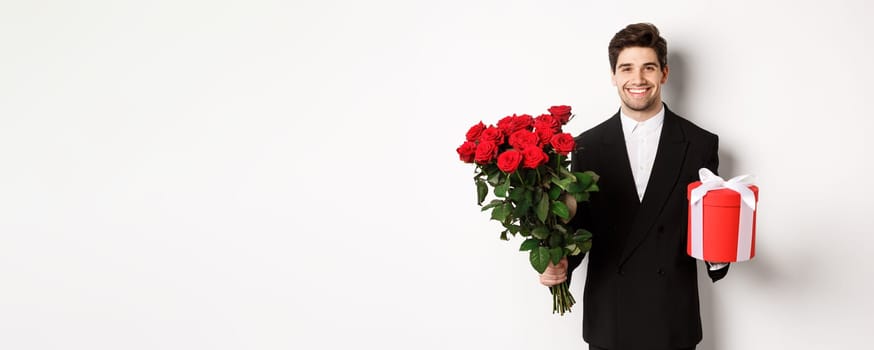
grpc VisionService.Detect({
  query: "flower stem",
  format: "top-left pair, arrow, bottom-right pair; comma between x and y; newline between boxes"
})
549,281 -> 575,315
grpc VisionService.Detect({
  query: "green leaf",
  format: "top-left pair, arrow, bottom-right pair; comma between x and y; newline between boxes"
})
573,192 -> 590,202
504,203 -> 515,223
536,193 -> 549,223
549,247 -> 564,265
574,171 -> 593,189
502,223 -> 517,238
548,186 -> 562,201
549,233 -> 563,248
509,187 -> 526,202
506,224 -> 520,234
480,199 -> 504,211
519,238 -> 540,251
500,230 -> 509,241
580,239 -> 592,252
550,176 -> 572,190
512,188 -> 531,217
586,170 -> 600,183
571,229 -> 593,253
551,200 -> 570,219
566,180 -> 584,194
476,180 -> 487,205
513,197 -> 531,217
487,166 -> 502,186
566,243 -> 581,256
494,178 -> 510,198
530,247 -> 551,274
587,183 -> 600,192
531,226 -> 550,240
559,167 -> 575,180
572,229 -> 593,242
490,203 -> 511,222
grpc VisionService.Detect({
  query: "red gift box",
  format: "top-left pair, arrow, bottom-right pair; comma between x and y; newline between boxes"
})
687,179 -> 759,262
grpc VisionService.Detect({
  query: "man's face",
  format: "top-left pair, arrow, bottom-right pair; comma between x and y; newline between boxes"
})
611,46 -> 669,118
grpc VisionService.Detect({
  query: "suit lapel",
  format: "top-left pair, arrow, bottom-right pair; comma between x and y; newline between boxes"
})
618,109 -> 689,266
600,113 -> 642,210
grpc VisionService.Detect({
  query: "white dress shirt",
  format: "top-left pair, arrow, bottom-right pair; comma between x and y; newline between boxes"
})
619,106 -> 665,202
619,105 -> 727,270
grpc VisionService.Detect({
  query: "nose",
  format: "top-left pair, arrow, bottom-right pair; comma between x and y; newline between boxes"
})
633,69 -> 646,83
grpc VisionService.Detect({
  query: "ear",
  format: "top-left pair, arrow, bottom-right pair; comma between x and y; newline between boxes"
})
610,68 -> 618,86
660,64 -> 670,84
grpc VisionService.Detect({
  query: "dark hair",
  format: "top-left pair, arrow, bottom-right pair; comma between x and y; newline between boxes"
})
608,23 -> 668,73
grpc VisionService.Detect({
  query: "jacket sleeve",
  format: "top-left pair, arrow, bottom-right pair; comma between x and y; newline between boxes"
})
567,252 -> 586,285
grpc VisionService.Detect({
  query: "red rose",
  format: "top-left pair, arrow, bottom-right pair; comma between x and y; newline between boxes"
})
466,121 -> 486,142
550,133 -> 575,156
508,129 -> 539,150
496,115 -> 514,134
497,150 -> 523,173
534,126 -> 555,147
522,146 -> 548,169
479,126 -> 504,145
497,114 -> 535,135
474,141 -> 499,164
456,141 -> 477,163
535,114 -> 560,132
548,105 -> 573,125
515,114 -> 535,130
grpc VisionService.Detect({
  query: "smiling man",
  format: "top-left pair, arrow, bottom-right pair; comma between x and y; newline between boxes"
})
539,23 -> 729,350
613,45 -> 668,119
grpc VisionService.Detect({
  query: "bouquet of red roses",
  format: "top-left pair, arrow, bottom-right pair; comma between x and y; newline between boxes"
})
456,105 -> 598,315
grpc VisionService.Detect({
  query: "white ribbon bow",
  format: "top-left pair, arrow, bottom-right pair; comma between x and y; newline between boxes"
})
689,168 -> 757,261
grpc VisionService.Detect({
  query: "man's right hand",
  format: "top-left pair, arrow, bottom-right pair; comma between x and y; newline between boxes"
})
539,257 -> 569,287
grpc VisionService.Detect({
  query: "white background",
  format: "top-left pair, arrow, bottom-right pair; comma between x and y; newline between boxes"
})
2,1 -> 873,349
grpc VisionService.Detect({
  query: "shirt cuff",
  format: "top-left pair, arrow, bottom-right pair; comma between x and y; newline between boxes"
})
708,262 -> 728,271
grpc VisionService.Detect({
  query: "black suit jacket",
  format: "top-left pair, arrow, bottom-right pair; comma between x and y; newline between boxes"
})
567,106 -> 728,350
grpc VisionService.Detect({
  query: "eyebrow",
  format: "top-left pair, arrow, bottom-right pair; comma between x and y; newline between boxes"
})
617,62 -> 660,69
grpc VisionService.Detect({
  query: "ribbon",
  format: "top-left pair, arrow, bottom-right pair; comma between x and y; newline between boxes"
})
689,168 -> 757,261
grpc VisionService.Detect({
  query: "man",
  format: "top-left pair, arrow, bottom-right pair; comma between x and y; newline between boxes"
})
540,23 -> 729,350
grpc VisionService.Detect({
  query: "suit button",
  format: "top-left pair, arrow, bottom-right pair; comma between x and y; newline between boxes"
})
657,268 -> 665,275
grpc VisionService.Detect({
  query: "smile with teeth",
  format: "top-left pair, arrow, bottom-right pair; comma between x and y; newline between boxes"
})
626,86 -> 650,98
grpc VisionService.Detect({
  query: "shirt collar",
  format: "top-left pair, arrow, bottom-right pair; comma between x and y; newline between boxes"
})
620,104 -> 665,137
